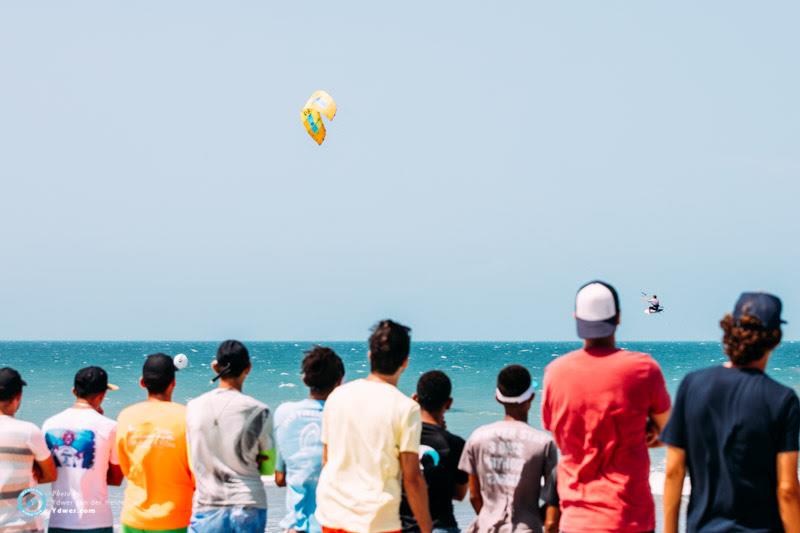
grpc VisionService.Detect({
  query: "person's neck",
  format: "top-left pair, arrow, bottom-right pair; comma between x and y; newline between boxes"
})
218,379 -> 243,392
734,356 -> 769,372
310,391 -> 331,401
584,335 -> 617,350
147,392 -> 172,402
72,398 -> 97,410
503,409 -> 528,423
421,408 -> 444,427
367,371 -> 400,387
0,404 -> 15,416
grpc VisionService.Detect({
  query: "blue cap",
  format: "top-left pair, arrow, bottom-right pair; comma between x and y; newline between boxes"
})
733,292 -> 786,330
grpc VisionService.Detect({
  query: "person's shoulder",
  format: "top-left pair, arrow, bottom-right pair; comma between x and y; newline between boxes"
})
118,401 -> 146,419
237,391 -> 269,412
187,390 -> 213,410
468,420 -> 503,441
444,428 -> 466,448
546,349 -> 585,370
42,409 -> 69,430
762,373 -> 798,401
8,417 -> 42,436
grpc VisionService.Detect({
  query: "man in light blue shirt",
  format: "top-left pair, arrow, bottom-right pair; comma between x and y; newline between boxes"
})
274,346 -> 345,533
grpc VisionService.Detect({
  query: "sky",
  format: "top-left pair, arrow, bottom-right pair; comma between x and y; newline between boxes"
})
0,1 -> 797,341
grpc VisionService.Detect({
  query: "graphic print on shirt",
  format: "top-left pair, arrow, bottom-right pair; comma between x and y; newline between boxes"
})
45,429 -> 96,469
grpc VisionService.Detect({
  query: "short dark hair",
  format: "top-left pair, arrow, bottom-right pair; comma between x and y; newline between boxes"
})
0,367 -> 26,401
416,370 -> 452,412
720,314 -> 782,366
302,346 -> 345,395
142,353 -> 176,394
215,340 -> 251,379
497,364 -> 532,398
369,319 -> 411,375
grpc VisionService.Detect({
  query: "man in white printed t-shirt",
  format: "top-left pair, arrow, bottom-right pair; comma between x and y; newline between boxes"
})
43,366 -> 124,533
459,365 -> 559,533
0,367 -> 57,533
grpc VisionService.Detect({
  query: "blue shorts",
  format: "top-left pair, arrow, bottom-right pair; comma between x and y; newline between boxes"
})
189,507 -> 266,533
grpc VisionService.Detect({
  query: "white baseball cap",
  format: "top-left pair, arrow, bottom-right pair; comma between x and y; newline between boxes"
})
575,280 -> 620,339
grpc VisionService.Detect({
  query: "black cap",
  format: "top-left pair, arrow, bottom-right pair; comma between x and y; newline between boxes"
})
212,340 -> 250,382
733,292 -> 787,330
142,353 -> 178,394
0,367 -> 27,401
74,366 -> 118,398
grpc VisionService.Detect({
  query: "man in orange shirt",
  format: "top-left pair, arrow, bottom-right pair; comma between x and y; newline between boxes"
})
117,353 -> 195,533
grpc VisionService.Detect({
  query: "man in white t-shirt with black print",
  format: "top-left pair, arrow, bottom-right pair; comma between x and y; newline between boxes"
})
0,367 -> 58,533
43,366 -> 124,533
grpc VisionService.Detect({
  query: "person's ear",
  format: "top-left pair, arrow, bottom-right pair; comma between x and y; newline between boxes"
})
72,387 -> 78,398
367,351 -> 372,362
211,360 -> 219,373
615,313 -> 621,326
445,398 -> 453,411
400,357 -> 410,370
244,363 -> 252,377
412,393 -> 419,402
139,377 -> 146,390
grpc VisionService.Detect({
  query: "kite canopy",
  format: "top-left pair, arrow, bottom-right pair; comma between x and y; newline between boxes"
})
301,90 -> 337,145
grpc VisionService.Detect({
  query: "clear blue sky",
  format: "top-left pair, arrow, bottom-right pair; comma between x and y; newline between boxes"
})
0,2 -> 797,341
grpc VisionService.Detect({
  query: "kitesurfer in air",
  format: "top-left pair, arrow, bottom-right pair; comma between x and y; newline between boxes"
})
647,295 -> 662,313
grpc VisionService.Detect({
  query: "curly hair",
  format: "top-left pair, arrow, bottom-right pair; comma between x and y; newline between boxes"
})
720,314 -> 782,366
368,320 -> 411,375
302,346 -> 345,395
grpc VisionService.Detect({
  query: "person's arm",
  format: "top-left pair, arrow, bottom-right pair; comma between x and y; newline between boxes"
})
322,444 -> 327,466
106,463 -> 124,486
33,456 -> 57,484
29,427 -> 57,484
544,505 -> 560,533
663,446 -> 686,533
468,473 -> 482,513
400,451 -> 432,533
777,451 -> 800,532
453,481 -> 467,501
647,408 -> 671,448
106,426 -> 124,486
275,470 -> 286,487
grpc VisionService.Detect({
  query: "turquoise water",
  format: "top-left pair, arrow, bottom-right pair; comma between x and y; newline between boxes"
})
3,340 -> 800,530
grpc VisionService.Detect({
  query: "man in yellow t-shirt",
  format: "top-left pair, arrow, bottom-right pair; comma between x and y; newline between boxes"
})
116,353 -> 195,533
316,320 -> 433,533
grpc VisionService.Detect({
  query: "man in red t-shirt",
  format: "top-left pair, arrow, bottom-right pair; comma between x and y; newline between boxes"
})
542,280 -> 671,533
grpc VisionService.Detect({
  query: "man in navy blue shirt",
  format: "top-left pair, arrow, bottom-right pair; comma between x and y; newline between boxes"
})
662,292 -> 800,532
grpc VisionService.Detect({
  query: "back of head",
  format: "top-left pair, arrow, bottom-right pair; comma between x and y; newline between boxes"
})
574,280 -> 620,340
302,346 -> 345,395
74,366 -> 115,399
213,340 -> 251,381
369,319 -> 411,375
496,364 -> 533,403
721,292 -> 784,366
0,367 -> 26,402
142,353 -> 177,394
416,370 -> 452,413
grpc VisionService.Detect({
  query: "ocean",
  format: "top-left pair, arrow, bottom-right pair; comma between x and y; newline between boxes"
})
4,340 -> 800,531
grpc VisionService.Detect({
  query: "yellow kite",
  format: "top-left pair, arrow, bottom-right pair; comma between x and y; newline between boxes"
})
301,90 -> 337,145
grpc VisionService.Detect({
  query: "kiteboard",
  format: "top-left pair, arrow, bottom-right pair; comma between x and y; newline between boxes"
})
644,307 -> 664,315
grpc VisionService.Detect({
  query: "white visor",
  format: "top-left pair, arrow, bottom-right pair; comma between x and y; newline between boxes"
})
495,383 -> 537,404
